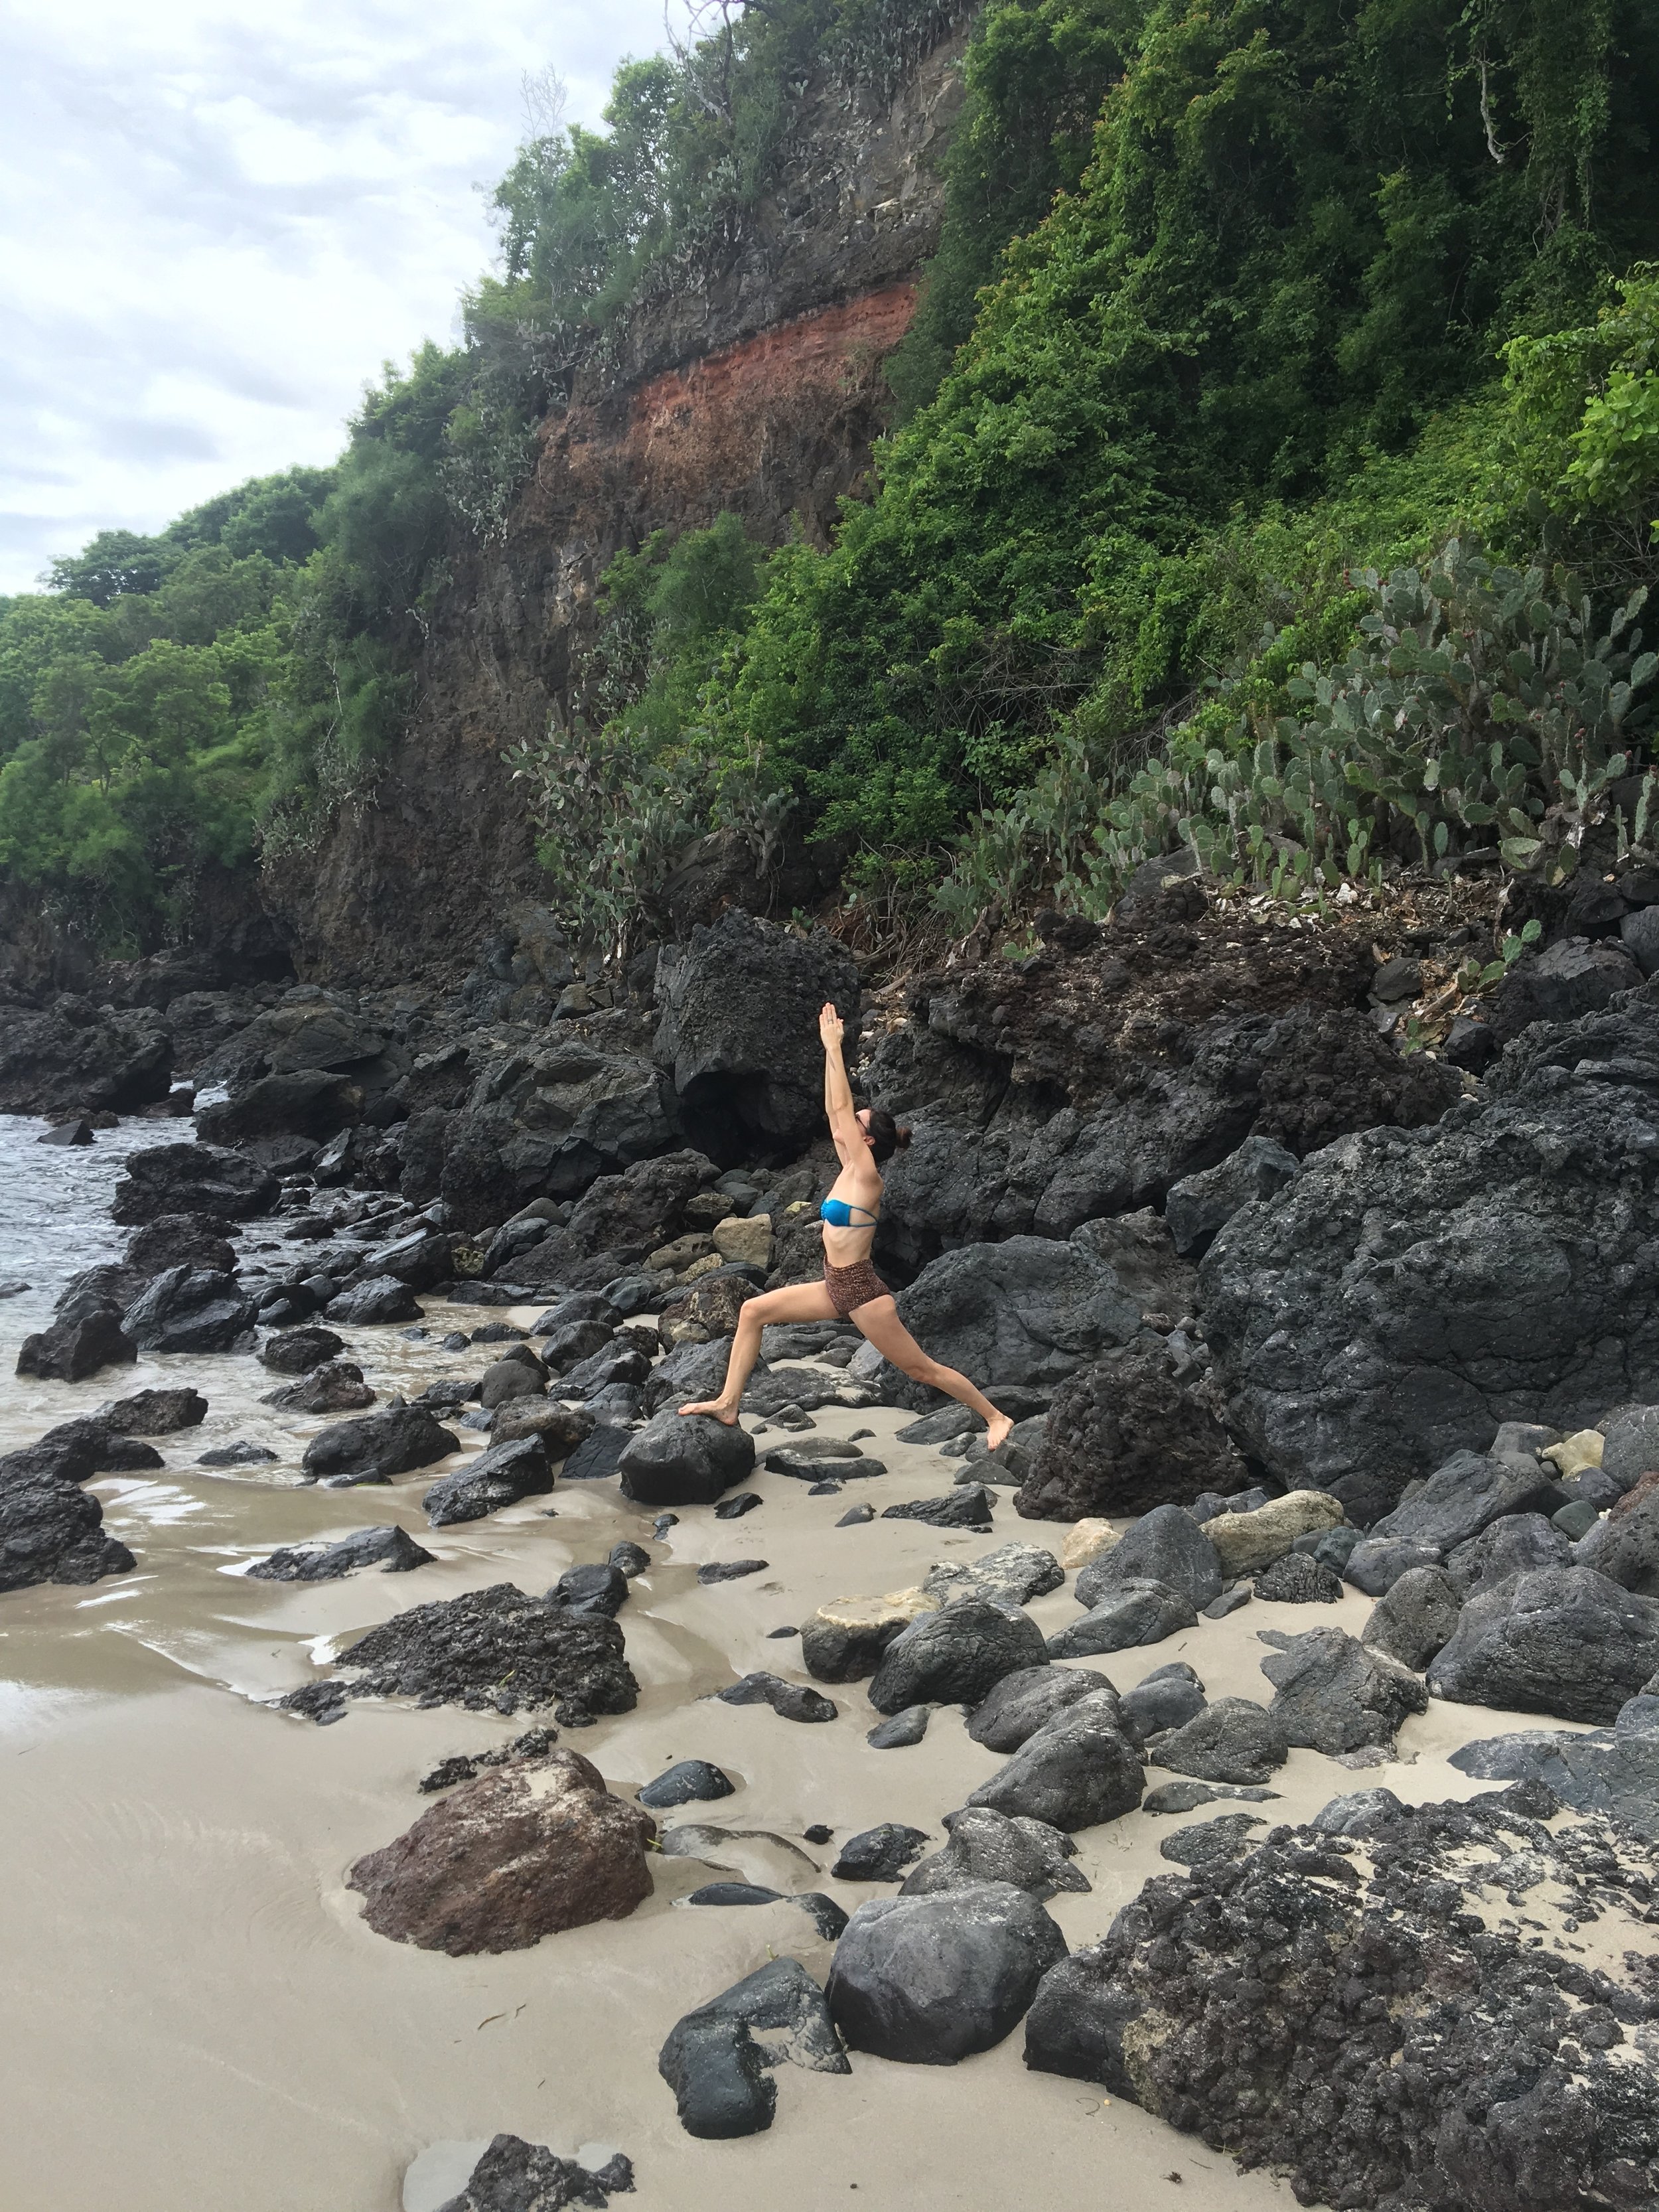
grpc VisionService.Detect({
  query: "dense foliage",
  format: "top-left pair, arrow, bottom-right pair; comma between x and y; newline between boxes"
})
9,0 -> 1659,960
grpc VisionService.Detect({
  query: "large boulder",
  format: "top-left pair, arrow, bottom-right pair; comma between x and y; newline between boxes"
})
1427,1564 -> 1659,1724
1366,1448 -> 1564,1555
659,1957 -> 849,2140
194,1069 -> 360,1145
123,1213 -> 237,1277
801,1587 -> 941,1683
299,1406 -> 459,1487
1489,934 -> 1642,1044
257,1325 -> 344,1375
346,1747 -> 654,1953
323,1276 -> 422,1325
510,1150 -> 720,1286
1575,1469 -> 1659,1594
0,998 -> 171,1115
654,913 -> 859,1159
1199,994 -> 1659,1522
1023,1789 -> 1659,2211
867,1595 -> 1048,1714
826,1883 -> 1067,2064
423,1436 -> 553,1526
1262,1626 -> 1428,1754
121,1266 -> 256,1355
966,1665 -> 1119,1754
194,991 -> 400,1091
15,1306 -> 135,1382
1143,1697 -> 1286,1787
1203,1491 -> 1345,1578
1015,1337 -> 1248,1520
1165,1136 -> 1301,1261
616,1412 -> 756,1507
111,1143 -> 277,1224
1074,1505 -> 1221,1611
293,1582 -> 638,1722
869,1236 -> 1140,1409
248,1526 -> 433,1582
1045,1581 -> 1198,1658
900,1809 -> 1089,1901
0,1470 -> 135,1590
1361,1565 -> 1463,1671
965,1692 -> 1144,1830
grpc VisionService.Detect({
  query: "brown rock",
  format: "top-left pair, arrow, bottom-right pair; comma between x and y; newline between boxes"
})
488,1402 -> 597,1456
346,1748 -> 655,1955
658,1271 -> 762,1349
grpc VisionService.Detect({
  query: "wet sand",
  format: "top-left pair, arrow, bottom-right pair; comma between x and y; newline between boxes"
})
0,1132 -> 1589,2211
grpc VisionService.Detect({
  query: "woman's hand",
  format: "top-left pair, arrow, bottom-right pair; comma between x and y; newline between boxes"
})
819,1001 -> 845,1049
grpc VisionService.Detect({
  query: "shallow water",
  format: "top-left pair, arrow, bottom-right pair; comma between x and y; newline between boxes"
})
0,1117 -> 1577,2212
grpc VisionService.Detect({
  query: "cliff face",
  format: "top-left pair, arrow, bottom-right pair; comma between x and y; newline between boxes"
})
269,19 -> 970,988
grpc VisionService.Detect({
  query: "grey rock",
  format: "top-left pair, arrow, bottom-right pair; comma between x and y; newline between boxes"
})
1489,934 -> 1641,1043
264,1358 -> 375,1414
1309,1787 -> 1407,1837
248,1526 -> 434,1581
654,913 -> 859,1155
14,1306 -> 135,1384
826,1883 -> 1068,2064
1554,1497 -> 1601,1540
111,1142 -> 276,1225
1361,1564 -> 1462,1670
638,1760 -> 733,1809
1145,1697 -> 1287,1786
1449,1726 -> 1659,1838
696,1559 -> 768,1584
121,1266 -> 255,1355
1119,1672 -> 1207,1743
1075,1504 -> 1221,1611
1158,1812 -> 1267,1866
301,1406 -> 459,1488
1367,1448 -> 1564,1554
1262,1626 -> 1428,1753
1141,1779 -> 1280,1814
1045,1580 -> 1197,1659
922,1541 -> 1063,1609
197,1441 -> 278,1467
658,2015 -> 776,2138
1575,1471 -> 1659,1593
1343,1537 -> 1445,1597
865,1236 -> 1140,1406
325,1275 -> 422,1325
868,1595 -> 1048,1716
616,1410 -> 755,1507
966,1665 -> 1118,1754
835,1504 -> 874,1526
902,1808 -> 1088,1901
560,1427 -> 632,1483
1165,1136 -> 1301,1260
431,2132 -> 634,2209
966,1690 -> 1143,1831
257,1325 -> 344,1374
94,1385 -> 207,1435
1443,1511 -> 1572,1596
881,1485 -> 994,1530
423,1436 -> 553,1526
1427,1563 -> 1659,1724
1198,992 -> 1659,1522
478,1357 -> 545,1410
550,1562 -> 630,1617
867,1706 -> 930,1749
1601,1404 -> 1659,1491
1252,1552 -> 1343,1603
831,1823 -> 932,1881
714,1672 -> 837,1723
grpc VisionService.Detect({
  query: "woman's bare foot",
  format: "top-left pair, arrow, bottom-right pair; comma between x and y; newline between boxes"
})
984,1410 -> 1015,1453
678,1398 -> 739,1425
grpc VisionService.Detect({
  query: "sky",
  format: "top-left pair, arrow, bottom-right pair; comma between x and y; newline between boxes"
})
0,0 -> 668,595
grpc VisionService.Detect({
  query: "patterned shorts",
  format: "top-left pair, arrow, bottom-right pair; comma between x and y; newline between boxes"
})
823,1256 -> 891,1316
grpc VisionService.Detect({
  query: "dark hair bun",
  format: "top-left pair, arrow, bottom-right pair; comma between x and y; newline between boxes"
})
895,1126 -> 912,1149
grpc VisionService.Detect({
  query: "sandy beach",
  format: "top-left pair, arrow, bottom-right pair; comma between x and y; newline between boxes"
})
0,1236 -> 1579,2212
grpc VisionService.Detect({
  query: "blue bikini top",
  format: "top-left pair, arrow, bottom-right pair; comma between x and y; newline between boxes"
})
821,1197 -> 880,1228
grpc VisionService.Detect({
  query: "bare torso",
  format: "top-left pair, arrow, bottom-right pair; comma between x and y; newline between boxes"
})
820,1154 -> 884,1269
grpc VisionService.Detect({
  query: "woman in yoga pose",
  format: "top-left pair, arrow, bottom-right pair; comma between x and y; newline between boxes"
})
678,1001 -> 1014,1447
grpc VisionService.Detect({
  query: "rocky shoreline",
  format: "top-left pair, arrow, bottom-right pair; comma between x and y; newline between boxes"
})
6,867 -> 1659,2208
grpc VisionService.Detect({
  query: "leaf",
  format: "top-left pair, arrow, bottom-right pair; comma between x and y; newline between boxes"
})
1500,836 -> 1543,867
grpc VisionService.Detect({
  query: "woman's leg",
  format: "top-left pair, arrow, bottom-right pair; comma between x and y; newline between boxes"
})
678,1280 -> 839,1423
850,1295 -> 1014,1451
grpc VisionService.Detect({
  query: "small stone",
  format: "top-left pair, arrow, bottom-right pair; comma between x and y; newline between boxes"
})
881,1487 -> 994,1530
715,1672 -> 836,1723
652,1513 -> 679,1539
832,1823 -> 932,1881
867,1706 -> 930,1749
1554,1499 -> 1601,1540
697,1559 -> 768,1584
837,1505 -> 874,1526
609,1540 -> 651,1578
804,1824 -> 833,1845
198,1440 -> 279,1467
713,1491 -> 762,1519
1204,1585 -> 1252,1618
1158,1812 -> 1267,1867
638,1760 -> 734,1809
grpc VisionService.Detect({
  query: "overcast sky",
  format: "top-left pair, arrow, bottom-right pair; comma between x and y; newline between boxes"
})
0,0 -> 667,595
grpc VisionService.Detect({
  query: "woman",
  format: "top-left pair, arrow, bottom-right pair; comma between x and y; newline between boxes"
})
678,1001 -> 1013,1448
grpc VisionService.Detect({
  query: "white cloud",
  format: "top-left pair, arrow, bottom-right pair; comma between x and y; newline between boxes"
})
0,0 -> 667,591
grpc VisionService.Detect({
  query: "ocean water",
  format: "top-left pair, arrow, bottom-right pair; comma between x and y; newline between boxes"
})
0,1113 -> 191,1341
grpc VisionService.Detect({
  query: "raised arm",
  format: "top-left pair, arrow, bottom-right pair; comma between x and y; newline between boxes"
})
819,1001 -> 862,1160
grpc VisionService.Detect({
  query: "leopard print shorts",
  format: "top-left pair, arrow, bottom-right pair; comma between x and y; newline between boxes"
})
823,1256 -> 891,1315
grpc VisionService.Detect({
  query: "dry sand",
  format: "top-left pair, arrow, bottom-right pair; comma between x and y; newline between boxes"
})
0,1301 -> 1589,2212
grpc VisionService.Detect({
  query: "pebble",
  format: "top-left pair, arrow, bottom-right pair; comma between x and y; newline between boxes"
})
867,1706 -> 930,1749
697,1560 -> 769,1584
714,1491 -> 762,1519
836,1505 -> 875,1526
